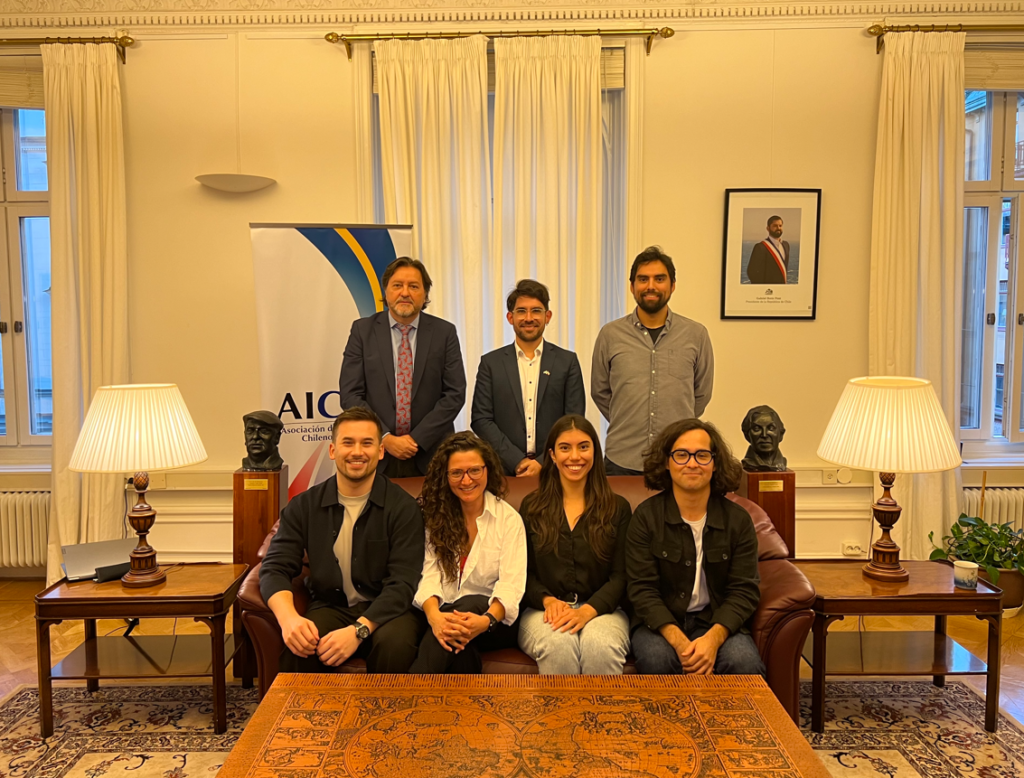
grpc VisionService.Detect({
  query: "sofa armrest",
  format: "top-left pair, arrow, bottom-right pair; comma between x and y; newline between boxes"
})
237,560 -> 311,615
752,559 -> 815,653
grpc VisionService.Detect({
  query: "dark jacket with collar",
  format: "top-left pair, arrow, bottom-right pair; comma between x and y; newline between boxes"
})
470,340 -> 586,475
259,473 -> 424,626
625,491 -> 760,636
339,309 -> 467,475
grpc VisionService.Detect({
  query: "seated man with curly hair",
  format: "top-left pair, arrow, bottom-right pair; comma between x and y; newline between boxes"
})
626,418 -> 766,677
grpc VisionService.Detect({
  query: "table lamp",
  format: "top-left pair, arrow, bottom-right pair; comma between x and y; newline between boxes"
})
817,376 -> 961,582
69,384 -> 208,588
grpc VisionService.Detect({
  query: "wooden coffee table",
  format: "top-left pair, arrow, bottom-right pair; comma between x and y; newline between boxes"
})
218,673 -> 830,777
35,562 -> 248,737
793,559 -> 1003,733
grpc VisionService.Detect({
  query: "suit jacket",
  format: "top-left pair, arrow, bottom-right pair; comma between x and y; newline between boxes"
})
746,239 -> 790,284
470,341 -> 586,475
339,310 -> 466,474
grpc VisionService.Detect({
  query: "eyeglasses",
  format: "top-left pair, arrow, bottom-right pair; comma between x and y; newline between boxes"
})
447,465 -> 486,482
513,308 -> 547,317
670,449 -> 714,466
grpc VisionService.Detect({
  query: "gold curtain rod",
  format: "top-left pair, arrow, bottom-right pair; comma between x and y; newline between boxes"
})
0,35 -> 135,63
325,28 -> 674,58
867,23 -> 1024,53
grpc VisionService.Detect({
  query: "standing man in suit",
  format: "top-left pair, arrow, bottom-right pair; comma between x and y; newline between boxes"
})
745,215 -> 789,285
339,257 -> 466,477
471,279 -> 586,477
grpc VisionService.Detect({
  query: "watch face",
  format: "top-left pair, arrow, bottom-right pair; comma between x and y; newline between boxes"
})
356,624 -> 370,640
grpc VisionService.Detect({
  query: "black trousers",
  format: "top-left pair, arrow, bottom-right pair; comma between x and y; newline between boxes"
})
279,600 -> 423,674
604,456 -> 643,476
409,594 -> 519,674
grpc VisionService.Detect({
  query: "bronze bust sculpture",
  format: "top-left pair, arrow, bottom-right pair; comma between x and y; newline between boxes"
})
242,410 -> 284,471
741,405 -> 787,472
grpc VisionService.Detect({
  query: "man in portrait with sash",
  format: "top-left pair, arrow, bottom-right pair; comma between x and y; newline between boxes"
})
745,215 -> 789,285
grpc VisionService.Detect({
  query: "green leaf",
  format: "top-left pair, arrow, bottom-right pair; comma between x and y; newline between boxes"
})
985,566 -> 1001,584
929,549 -> 948,561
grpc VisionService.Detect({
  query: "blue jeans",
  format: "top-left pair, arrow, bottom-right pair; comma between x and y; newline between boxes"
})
631,617 -> 766,677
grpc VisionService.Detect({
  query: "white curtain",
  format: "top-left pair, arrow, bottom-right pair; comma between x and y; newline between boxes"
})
42,43 -> 131,583
868,32 -> 965,560
375,36 -> 492,417
491,36 -> 603,429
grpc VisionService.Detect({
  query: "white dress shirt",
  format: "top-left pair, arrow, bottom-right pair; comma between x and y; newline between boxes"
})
516,339 -> 543,456
685,513 -> 710,613
413,491 -> 527,625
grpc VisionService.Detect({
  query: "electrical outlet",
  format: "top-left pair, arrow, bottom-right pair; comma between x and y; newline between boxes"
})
822,469 -> 839,485
149,472 -> 167,490
842,542 -> 866,557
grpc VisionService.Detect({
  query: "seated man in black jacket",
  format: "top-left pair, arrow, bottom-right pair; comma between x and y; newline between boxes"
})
259,406 -> 424,673
626,418 -> 766,676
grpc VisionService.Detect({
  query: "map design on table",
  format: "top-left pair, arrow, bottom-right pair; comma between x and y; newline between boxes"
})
233,676 -> 806,778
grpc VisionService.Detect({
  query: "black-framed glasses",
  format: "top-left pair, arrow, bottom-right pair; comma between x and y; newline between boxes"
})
447,465 -> 486,482
670,449 -> 714,466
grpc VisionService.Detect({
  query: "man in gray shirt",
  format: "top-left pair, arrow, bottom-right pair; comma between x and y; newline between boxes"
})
591,246 -> 714,475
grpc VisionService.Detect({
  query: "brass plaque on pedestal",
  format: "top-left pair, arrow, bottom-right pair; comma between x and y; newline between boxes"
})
758,480 -> 784,492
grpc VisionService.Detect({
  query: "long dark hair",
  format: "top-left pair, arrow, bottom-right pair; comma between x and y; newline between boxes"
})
523,415 -> 618,562
643,418 -> 742,496
420,431 -> 508,584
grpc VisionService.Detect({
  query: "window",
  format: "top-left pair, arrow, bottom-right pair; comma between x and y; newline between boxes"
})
370,45 -> 629,332
0,107 -> 51,447
961,92 -> 1024,452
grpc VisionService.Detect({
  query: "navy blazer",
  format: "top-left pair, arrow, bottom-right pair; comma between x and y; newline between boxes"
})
339,310 -> 466,474
471,341 -> 586,475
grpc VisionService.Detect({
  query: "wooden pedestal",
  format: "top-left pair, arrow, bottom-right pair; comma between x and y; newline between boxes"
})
739,469 -> 796,558
232,466 -> 288,683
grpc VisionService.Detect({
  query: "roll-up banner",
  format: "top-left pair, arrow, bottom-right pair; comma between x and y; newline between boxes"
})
250,223 -> 413,499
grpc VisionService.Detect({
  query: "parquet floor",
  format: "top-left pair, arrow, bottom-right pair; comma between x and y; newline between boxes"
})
3,577 -> 1024,725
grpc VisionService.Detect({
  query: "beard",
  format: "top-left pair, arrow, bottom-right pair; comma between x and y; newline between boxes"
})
514,323 -> 544,343
637,292 -> 669,315
337,458 -> 378,483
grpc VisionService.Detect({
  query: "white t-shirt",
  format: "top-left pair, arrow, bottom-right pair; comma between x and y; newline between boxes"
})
335,491 -> 371,606
685,513 -> 710,613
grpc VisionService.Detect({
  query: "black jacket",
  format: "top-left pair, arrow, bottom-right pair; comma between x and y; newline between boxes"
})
259,473 -> 424,626
626,491 -> 760,636
339,310 -> 466,475
471,341 -> 586,475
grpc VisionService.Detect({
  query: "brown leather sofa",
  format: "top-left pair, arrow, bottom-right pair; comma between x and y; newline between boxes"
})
237,475 -> 815,720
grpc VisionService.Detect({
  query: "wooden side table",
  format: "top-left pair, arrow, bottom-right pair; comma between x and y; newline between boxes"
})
792,559 -> 1003,733
34,562 -> 249,738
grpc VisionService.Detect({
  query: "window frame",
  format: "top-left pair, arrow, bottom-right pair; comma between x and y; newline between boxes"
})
0,106 -> 51,454
961,91 -> 1024,460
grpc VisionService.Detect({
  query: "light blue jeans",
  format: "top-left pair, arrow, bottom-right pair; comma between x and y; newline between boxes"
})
518,607 -> 630,675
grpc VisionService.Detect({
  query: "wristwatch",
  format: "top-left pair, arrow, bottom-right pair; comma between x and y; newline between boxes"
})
355,623 -> 370,641
485,613 -> 499,632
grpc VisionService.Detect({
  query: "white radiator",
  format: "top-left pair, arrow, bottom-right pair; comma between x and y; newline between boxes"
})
0,491 -> 50,567
963,488 -> 1024,532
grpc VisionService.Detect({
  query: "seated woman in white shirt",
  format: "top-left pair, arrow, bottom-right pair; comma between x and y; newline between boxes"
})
410,431 -> 527,673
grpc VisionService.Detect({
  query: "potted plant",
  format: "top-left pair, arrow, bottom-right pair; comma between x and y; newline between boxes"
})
930,513 -> 1024,610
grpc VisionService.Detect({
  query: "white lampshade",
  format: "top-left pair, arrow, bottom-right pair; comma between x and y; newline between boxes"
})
817,376 -> 962,474
69,384 -> 208,473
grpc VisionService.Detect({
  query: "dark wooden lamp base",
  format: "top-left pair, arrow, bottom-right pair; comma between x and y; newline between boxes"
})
122,470 -> 167,588
863,471 -> 910,583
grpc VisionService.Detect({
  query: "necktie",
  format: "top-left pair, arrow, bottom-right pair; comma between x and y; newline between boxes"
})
395,324 -> 413,436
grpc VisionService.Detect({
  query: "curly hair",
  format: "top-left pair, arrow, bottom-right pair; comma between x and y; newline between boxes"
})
419,431 -> 508,585
522,415 -> 619,562
643,418 -> 742,496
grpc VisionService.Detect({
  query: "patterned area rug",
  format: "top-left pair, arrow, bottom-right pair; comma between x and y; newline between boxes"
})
0,681 -> 1020,777
800,680 -> 1024,777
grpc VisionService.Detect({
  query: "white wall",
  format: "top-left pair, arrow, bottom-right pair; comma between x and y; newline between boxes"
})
68,24 -> 884,559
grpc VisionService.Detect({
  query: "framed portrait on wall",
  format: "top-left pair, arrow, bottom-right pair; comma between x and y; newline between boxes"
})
720,188 -> 821,320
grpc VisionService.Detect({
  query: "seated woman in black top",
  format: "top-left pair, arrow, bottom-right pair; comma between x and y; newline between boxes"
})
517,414 -> 632,674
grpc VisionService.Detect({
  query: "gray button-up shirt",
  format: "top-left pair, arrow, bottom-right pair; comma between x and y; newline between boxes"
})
591,308 -> 714,471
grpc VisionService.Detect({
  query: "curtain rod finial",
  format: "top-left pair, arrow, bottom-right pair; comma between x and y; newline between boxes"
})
866,24 -> 886,37
325,32 -> 340,43
660,27 -> 675,39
